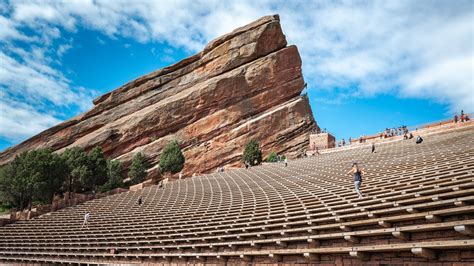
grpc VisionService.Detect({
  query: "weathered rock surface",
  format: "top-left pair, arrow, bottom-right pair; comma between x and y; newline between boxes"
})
0,15 -> 318,177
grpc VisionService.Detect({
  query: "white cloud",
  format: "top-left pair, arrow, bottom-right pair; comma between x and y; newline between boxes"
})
0,51 -> 90,107
274,1 -> 473,112
57,43 -> 72,57
0,49 -> 94,142
0,0 -> 472,143
0,92 -> 61,141
402,55 -> 474,108
0,1 -> 95,143
6,0 -> 472,110
0,15 -> 23,41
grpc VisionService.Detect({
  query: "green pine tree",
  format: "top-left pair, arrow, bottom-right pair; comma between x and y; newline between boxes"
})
159,140 -> 185,175
87,146 -> 108,191
0,149 -> 67,210
243,140 -> 263,166
128,152 -> 148,185
61,147 -> 91,195
100,160 -> 124,192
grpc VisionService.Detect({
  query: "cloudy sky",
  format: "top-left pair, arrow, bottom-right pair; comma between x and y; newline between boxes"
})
0,0 -> 473,151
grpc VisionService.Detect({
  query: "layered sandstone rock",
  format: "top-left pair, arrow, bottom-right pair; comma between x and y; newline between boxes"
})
0,15 -> 318,177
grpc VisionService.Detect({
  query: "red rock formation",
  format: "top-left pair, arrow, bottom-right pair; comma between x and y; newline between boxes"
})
0,15 -> 318,177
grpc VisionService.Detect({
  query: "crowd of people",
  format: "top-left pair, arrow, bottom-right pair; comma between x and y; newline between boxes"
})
337,139 -> 347,147
454,110 -> 470,123
382,126 -> 408,138
311,128 -> 328,134
335,124 -> 416,147
335,124 -> 412,147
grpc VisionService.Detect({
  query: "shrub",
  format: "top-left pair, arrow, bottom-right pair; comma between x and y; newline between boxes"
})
243,140 -> 262,166
128,152 -> 148,185
0,203 -> 10,214
159,140 -> 185,175
266,152 -> 278,162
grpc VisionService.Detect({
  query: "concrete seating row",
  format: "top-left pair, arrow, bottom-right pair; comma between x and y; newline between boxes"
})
0,125 -> 473,264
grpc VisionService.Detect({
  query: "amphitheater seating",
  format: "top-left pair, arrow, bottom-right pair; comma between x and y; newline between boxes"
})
0,125 -> 473,264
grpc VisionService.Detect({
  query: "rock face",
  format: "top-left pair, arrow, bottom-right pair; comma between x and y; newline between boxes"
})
0,15 -> 318,177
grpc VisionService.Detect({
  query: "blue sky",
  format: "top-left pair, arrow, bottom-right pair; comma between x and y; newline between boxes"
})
0,1 -> 473,151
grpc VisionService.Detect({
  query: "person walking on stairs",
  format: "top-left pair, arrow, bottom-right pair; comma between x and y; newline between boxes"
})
347,163 -> 365,198
137,196 -> 143,206
81,212 -> 90,229
371,143 -> 376,153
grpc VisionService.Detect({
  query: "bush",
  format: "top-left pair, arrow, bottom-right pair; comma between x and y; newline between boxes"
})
128,152 -> 148,185
266,152 -> 278,163
243,140 -> 263,166
159,140 -> 185,174
0,203 -> 10,214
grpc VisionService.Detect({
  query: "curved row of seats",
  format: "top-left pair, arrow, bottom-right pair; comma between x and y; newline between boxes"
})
0,125 -> 473,264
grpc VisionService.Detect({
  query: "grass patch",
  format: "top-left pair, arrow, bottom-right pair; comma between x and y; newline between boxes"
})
0,204 -> 11,215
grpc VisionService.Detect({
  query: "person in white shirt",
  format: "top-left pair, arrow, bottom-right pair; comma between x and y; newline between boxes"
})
82,212 -> 90,228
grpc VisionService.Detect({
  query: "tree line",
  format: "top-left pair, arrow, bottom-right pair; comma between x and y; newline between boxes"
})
0,140 -> 185,211
0,139 -> 276,211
